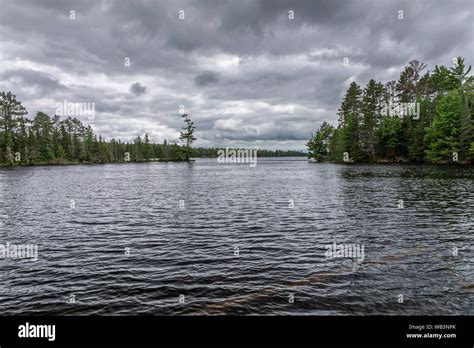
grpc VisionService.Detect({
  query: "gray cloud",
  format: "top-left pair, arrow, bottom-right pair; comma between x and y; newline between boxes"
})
195,71 -> 220,86
0,0 -> 472,149
1,68 -> 67,96
130,82 -> 147,95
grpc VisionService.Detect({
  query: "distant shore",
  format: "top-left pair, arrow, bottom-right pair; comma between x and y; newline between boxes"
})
1,157 -> 472,167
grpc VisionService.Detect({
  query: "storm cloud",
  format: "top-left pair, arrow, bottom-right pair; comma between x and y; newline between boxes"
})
130,82 -> 147,95
0,0 -> 472,149
195,71 -> 220,86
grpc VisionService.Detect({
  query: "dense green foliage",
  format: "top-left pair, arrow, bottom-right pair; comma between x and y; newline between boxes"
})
307,57 -> 473,163
0,94 -> 195,165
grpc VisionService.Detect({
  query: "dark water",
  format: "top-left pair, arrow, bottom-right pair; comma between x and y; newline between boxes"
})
0,158 -> 472,315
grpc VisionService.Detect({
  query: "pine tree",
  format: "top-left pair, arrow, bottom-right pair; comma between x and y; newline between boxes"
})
31,112 -> 54,163
179,114 -> 196,161
453,58 -> 474,162
0,92 -> 28,164
460,77 -> 474,162
337,82 -> 363,161
338,82 -> 363,125
306,122 -> 334,161
425,90 -> 462,163
361,79 -> 385,161
143,133 -> 151,161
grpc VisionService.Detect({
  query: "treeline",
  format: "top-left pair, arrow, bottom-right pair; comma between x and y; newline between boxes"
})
307,57 -> 473,163
0,92 -> 194,165
0,92 -> 305,165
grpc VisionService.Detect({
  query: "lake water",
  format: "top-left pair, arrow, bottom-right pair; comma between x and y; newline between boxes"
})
0,158 -> 472,315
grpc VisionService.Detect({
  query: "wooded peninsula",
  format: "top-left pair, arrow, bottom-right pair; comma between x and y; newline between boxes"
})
307,57 -> 473,164
0,97 -> 304,166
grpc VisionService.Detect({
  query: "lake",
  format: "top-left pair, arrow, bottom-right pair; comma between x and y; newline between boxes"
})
0,158 -> 472,315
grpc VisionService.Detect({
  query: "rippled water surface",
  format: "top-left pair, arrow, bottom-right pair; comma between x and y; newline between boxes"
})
0,159 -> 472,315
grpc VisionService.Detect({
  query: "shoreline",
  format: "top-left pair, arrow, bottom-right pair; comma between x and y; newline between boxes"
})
1,158 -> 472,167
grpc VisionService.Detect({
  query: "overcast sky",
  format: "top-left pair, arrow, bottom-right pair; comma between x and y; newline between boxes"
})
0,0 -> 472,149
